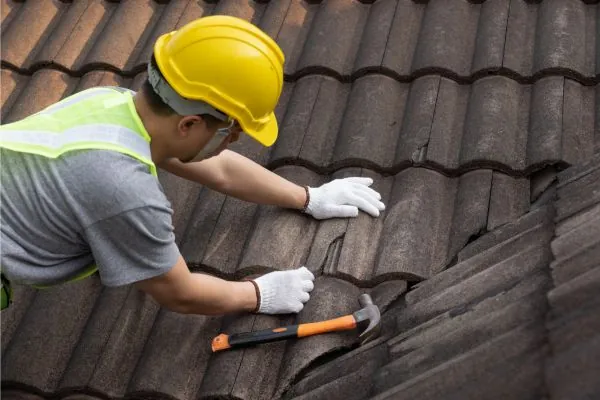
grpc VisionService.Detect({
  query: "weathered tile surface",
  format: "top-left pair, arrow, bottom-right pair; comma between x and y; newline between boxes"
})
2,1 -> 599,399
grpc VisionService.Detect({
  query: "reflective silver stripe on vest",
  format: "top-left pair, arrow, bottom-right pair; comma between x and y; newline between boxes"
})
0,124 -> 152,160
36,88 -> 119,116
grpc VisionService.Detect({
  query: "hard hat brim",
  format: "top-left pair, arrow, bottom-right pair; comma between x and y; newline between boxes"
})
244,112 -> 278,147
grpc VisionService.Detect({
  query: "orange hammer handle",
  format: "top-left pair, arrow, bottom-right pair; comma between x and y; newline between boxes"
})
211,314 -> 358,352
297,315 -> 357,337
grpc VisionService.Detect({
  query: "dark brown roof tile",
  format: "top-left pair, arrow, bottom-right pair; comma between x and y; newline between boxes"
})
380,297 -> 547,393
4,70 -> 75,123
373,324 -> 546,400
446,170 -> 492,257
471,0 -> 510,73
1,0 -> 65,69
412,0 -> 480,77
545,335 -> 600,400
59,285 -> 132,390
0,69 -> 27,121
487,172 -> 530,230
1,278 -> 103,393
270,75 -> 349,168
0,284 -> 36,353
333,75 -> 408,169
461,77 -> 529,169
296,1 -> 369,76
84,0 -> 161,72
534,0 -> 595,79
63,286 -> 159,397
356,0 -> 424,77
127,310 -> 222,400
136,1 -> 213,68
33,0 -> 113,71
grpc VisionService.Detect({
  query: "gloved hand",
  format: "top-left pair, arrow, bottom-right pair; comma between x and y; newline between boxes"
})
252,266 -> 315,314
304,177 -> 385,220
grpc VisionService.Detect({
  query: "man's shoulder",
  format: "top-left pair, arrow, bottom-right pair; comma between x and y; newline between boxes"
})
65,150 -> 171,221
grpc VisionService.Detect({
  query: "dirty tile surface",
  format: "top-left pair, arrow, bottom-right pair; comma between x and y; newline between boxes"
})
1,1 -> 599,399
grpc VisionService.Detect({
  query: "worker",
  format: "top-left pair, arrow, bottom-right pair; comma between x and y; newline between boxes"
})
0,16 -> 385,314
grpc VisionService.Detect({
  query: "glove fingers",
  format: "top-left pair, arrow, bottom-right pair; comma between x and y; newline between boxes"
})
343,177 -> 373,187
352,183 -> 383,202
347,193 -> 381,217
302,279 -> 315,292
297,266 -> 315,281
329,205 -> 359,218
299,291 -> 310,303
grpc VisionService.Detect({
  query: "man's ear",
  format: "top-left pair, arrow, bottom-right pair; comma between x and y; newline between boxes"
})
177,115 -> 202,137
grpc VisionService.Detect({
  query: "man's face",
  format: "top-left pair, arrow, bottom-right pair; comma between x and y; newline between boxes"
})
179,117 -> 242,163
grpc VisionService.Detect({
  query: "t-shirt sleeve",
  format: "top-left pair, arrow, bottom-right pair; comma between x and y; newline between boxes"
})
83,205 -> 180,287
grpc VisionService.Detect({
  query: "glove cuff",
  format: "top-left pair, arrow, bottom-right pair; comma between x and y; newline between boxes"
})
301,186 -> 310,213
249,279 -> 261,313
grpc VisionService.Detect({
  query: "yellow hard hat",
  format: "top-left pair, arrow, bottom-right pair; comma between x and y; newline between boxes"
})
150,15 -> 285,147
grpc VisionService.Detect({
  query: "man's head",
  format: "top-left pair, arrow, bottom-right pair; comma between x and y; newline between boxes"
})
137,15 -> 285,164
139,57 -> 241,163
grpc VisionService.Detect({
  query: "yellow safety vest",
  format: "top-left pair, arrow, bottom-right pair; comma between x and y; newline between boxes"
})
0,86 -> 157,308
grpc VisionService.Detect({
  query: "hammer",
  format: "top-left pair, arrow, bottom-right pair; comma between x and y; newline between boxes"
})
211,293 -> 380,352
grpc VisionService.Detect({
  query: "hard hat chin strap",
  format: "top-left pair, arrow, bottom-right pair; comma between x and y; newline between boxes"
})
147,61 -> 228,121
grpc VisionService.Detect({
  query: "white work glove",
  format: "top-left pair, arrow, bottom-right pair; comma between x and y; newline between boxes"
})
252,266 -> 315,314
304,177 -> 385,220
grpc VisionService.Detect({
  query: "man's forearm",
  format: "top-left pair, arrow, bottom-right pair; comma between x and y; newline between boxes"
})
219,151 -> 307,208
161,150 -> 307,210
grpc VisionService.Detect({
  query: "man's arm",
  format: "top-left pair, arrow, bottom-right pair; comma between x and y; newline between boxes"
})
159,150 -> 306,209
159,150 -> 386,219
135,255 -> 316,315
134,255 -> 258,315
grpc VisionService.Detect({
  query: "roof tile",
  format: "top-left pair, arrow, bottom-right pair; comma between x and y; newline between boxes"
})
296,0 -> 369,76
58,285 -> 131,390
1,0 -> 65,69
62,286 -> 160,397
0,69 -> 27,121
412,0 -> 480,77
33,0 -> 113,71
487,172 -> 530,230
85,0 -> 161,72
358,0 -> 425,77
1,278 -> 103,393
373,324 -> 546,400
127,310 -> 222,400
3,70 -> 75,123
135,0 -> 213,70
332,75 -> 408,169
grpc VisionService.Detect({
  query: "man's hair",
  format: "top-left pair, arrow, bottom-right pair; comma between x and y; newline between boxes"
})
141,56 -> 223,130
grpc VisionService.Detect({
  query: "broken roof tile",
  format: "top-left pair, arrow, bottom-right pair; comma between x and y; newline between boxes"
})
332,75 -> 408,169
487,172 -> 530,230
270,75 -> 349,168
373,324 -> 546,400
356,0 -> 424,77
375,168 -> 456,279
237,167 -> 322,274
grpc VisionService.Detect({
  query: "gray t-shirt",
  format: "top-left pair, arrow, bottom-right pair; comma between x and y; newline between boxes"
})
0,147 -> 180,287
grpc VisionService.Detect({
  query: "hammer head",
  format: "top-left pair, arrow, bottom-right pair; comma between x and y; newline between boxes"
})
352,294 -> 381,344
